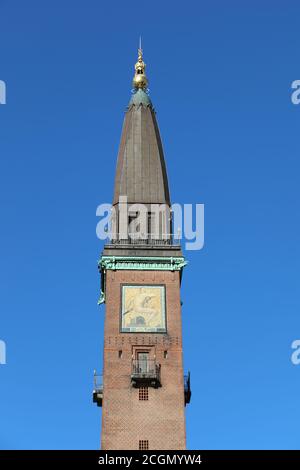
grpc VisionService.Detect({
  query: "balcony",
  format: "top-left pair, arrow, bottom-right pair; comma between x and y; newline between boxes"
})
107,233 -> 181,247
93,368 -> 190,404
184,372 -> 191,405
93,371 -> 103,407
131,359 -> 161,388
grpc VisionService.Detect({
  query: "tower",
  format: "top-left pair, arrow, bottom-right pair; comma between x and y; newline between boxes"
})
94,45 -> 191,450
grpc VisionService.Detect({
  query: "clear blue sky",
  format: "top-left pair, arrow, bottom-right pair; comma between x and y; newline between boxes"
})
0,0 -> 300,450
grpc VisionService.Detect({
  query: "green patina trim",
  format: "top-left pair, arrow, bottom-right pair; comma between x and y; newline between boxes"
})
99,255 -> 187,272
97,290 -> 105,305
129,88 -> 152,108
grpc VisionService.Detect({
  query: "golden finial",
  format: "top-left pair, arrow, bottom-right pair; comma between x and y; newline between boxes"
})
132,38 -> 148,90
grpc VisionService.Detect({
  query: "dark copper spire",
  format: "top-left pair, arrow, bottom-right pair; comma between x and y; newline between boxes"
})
113,47 -> 170,206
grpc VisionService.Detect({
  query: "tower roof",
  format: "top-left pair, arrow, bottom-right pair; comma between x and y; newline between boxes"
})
112,48 -> 171,206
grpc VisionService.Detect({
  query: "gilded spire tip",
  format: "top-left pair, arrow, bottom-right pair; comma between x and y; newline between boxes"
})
132,39 -> 148,90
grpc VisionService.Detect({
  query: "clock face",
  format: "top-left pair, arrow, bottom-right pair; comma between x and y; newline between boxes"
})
121,285 -> 166,333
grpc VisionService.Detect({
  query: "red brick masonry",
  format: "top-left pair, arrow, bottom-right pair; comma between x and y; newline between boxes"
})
101,269 -> 186,450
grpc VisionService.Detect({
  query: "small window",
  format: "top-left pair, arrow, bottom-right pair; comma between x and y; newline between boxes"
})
164,350 -> 168,359
139,440 -> 149,450
128,212 -> 139,239
139,387 -> 149,401
118,350 -> 123,359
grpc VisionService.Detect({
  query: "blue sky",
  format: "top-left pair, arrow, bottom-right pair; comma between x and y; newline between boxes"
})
0,0 -> 300,450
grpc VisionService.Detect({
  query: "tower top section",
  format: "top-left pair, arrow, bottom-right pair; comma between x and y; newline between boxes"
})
104,44 -> 182,257
112,44 -> 170,207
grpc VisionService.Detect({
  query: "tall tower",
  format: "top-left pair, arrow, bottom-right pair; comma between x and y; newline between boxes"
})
94,45 -> 191,450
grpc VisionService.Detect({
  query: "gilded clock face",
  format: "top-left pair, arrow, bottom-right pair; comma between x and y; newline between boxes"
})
121,285 -> 166,333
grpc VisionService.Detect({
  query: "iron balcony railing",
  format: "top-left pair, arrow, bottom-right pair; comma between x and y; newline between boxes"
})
93,371 -> 103,407
131,360 -> 161,388
107,233 -> 181,247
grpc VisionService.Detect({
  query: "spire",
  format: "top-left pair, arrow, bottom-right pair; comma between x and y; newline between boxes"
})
112,44 -> 170,207
132,39 -> 148,90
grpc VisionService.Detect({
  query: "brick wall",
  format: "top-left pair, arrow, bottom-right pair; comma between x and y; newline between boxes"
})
101,269 -> 186,450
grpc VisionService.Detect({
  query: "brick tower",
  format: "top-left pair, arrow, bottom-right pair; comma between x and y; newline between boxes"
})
93,45 -> 191,450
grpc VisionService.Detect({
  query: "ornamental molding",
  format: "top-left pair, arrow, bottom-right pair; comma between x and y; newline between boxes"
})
99,256 -> 187,272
